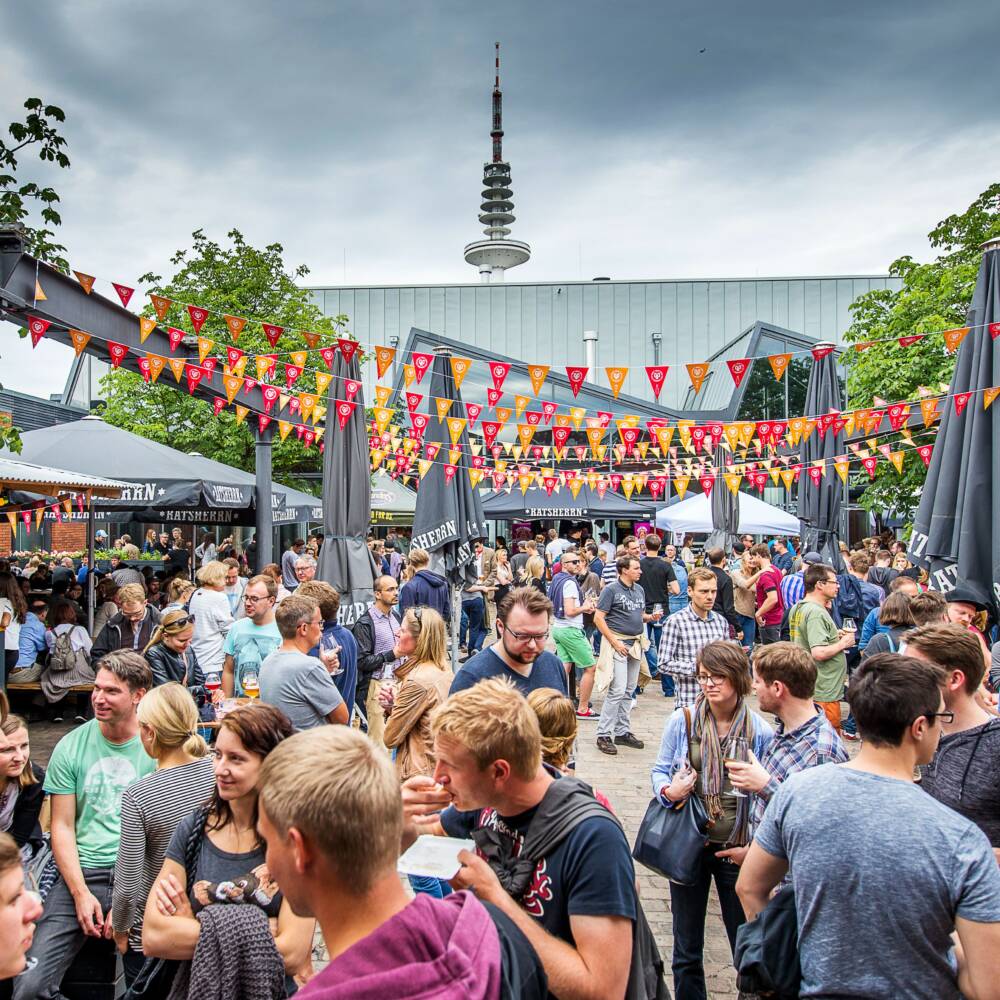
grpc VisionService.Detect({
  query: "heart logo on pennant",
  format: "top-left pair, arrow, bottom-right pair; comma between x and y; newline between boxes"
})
541,401 -> 558,423
224,315 -> 247,340
917,445 -> 933,466
150,294 -> 172,320
112,282 -> 134,308
27,316 -> 50,347
411,353 -> 434,383
187,305 -> 208,333
486,387 -> 504,408
490,362 -> 511,391
338,339 -> 360,363
167,328 -> 185,352
184,364 -> 203,394
375,345 -> 396,379
645,365 -> 668,399
345,379 -> 361,401
336,401 -> 357,429
319,347 -> 337,369
726,358 -> 751,387
262,323 -> 284,347
108,342 -> 129,368
465,402 -> 482,425
811,344 -> 836,360
565,367 -> 588,397
137,357 -> 152,382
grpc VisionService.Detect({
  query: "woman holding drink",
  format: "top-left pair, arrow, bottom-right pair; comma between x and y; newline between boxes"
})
650,641 -> 774,1000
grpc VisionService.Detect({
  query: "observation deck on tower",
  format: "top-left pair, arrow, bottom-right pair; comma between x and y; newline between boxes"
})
464,43 -> 531,283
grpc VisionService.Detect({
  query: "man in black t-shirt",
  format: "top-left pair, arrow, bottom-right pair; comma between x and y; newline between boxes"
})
638,533 -> 678,679
402,678 -> 637,1000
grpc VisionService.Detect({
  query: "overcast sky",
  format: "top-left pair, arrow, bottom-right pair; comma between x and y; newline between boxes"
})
3,0 -> 998,397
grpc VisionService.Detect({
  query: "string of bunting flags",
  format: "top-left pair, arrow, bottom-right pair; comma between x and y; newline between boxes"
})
24,268 -> 1000,401
2,491 -> 91,534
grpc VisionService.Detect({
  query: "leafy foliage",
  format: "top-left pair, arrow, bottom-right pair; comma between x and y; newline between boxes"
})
0,97 -> 71,452
98,229 -> 348,490
0,98 -> 71,270
842,183 -> 1000,522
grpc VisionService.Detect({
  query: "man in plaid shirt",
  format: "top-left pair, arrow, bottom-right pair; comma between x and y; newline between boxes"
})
779,550 -> 825,617
657,567 -> 731,706
724,642 -> 848,861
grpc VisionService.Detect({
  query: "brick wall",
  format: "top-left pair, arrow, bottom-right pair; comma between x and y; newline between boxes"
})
50,523 -> 87,553
0,524 -> 9,556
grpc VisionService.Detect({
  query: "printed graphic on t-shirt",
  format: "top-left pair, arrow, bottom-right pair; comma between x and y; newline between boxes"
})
81,757 -> 140,817
477,808 -> 553,919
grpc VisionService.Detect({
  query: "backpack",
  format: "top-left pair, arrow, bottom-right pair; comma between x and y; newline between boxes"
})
48,629 -> 91,675
836,573 -> 878,623
473,776 -> 668,1000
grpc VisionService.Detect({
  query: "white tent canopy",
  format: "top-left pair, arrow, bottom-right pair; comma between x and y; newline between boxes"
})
656,491 -> 800,536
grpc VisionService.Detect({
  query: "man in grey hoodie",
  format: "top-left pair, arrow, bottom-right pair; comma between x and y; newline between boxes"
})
257,727 -> 546,999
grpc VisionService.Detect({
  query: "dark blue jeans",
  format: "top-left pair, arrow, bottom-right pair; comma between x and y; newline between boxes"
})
462,596 -> 486,653
738,614 -> 756,653
645,620 -> 663,676
668,845 -> 746,1000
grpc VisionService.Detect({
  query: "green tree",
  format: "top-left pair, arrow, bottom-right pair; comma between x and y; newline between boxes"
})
0,98 -> 71,453
98,229 -> 348,490
842,183 -> 1000,523
0,98 -> 71,270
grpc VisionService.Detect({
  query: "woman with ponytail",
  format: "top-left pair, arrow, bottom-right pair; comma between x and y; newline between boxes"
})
144,608 -> 204,688
651,640 -> 774,1000
111,683 -> 215,986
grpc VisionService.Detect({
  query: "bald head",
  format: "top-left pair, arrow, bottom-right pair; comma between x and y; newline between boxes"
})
374,575 -> 399,610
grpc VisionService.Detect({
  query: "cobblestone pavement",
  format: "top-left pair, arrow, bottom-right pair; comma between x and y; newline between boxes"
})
577,683 -> 740,1000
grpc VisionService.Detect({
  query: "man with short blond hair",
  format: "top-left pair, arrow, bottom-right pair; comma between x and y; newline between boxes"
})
403,678 -> 639,1000
257,726 -> 547,998
91,582 -> 160,660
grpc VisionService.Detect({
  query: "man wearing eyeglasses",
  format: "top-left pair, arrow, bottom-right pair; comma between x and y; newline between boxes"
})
222,575 -> 282,697
449,586 -> 568,697
788,564 -> 856,734
259,595 -> 348,731
737,653 -> 1000,1000
91,582 -> 161,662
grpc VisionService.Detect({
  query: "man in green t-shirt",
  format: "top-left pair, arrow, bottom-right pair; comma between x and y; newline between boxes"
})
222,574 -> 282,697
16,651 -> 154,1000
788,563 -> 856,734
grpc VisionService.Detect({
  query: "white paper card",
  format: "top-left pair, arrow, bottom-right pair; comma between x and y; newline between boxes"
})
397,835 -> 475,879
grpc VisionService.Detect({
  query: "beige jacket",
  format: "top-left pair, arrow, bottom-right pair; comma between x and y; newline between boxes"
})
382,660 -> 453,781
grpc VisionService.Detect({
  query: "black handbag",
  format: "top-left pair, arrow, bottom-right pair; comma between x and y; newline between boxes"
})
632,707 -> 710,885
122,808 -> 208,1000
734,886 -> 801,999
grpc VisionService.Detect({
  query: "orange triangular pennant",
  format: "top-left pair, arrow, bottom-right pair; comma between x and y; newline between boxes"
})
139,316 -> 157,343
374,345 -> 396,379
527,364 -> 549,396
450,356 -> 472,390
73,271 -> 96,295
223,374 -> 242,404
167,358 -> 185,382
146,354 -> 166,383
605,366 -> 628,398
69,329 -> 91,356
686,362 -> 710,393
768,353 -> 792,381
197,337 -> 214,365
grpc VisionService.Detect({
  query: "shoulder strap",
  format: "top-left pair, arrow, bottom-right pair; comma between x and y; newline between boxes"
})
183,806 -> 211,889
887,633 -> 897,653
683,706 -> 694,764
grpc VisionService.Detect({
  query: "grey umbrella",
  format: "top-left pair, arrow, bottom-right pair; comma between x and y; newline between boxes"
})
797,345 -> 846,571
909,238 -> 1000,618
705,444 -> 740,554
410,350 -> 488,666
317,348 -> 378,625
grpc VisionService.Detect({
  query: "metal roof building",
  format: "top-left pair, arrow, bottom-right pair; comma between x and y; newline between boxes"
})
306,273 -> 901,408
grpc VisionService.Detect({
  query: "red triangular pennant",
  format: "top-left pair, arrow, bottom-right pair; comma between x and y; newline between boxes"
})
187,304 -> 209,333
262,323 -> 284,347
726,358 -> 752,387
27,315 -> 50,347
565,366 -> 588,397
338,338 -> 360,363
112,282 -> 134,308
645,365 -> 669,399
953,391 -> 973,416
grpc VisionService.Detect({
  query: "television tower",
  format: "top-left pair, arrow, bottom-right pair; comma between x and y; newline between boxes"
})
464,43 -> 531,283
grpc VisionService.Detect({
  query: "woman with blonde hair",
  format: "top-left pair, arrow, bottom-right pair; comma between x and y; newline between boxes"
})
524,554 -> 547,595
382,607 -> 452,781
144,608 -> 204,688
112,683 -> 216,984
163,576 -> 195,613
526,687 -> 578,772
188,560 -> 234,678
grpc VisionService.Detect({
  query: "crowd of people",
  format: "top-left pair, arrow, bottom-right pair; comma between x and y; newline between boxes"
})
0,521 -> 999,1000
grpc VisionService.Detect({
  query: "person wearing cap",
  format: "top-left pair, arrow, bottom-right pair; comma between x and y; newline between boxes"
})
946,586 -> 994,677
780,550 -> 823,612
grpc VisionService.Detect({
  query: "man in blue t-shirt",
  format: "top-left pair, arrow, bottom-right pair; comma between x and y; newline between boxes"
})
450,586 -> 568,697
401,678 -> 637,1000
737,652 -> 1000,1000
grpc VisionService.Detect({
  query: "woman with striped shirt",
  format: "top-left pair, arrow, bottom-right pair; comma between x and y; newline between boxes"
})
112,683 -> 215,986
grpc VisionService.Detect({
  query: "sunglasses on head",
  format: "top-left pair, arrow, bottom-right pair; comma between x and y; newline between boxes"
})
167,613 -> 195,628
